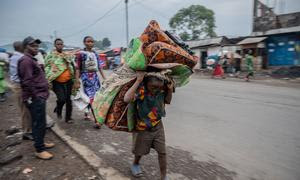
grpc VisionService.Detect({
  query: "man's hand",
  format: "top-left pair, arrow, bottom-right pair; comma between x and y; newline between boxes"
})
136,71 -> 146,82
124,71 -> 146,103
167,80 -> 174,90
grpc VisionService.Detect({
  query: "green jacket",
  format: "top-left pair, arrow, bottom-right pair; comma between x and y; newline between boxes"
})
45,51 -> 75,83
245,54 -> 254,73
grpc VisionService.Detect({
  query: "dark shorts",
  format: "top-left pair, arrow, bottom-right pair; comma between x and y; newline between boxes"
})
132,122 -> 166,156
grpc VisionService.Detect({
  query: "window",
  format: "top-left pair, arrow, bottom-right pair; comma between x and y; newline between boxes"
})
288,41 -> 295,45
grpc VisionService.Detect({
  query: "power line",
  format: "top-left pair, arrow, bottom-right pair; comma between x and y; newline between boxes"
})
133,0 -> 169,20
61,0 -> 123,38
58,0 -> 150,39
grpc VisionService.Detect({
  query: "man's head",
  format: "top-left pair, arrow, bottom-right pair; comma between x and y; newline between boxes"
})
54,38 -> 64,52
144,76 -> 164,94
13,41 -> 23,53
83,36 -> 94,50
23,36 -> 41,56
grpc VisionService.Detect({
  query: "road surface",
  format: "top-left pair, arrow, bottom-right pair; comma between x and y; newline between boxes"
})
165,78 -> 300,180
47,77 -> 300,180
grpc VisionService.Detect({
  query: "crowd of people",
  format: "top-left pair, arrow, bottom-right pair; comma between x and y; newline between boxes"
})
0,35 -> 173,180
0,36 -> 108,159
209,50 -> 254,81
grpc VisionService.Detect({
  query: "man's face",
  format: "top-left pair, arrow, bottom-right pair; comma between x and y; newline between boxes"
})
84,37 -> 94,49
26,42 -> 39,56
55,40 -> 64,52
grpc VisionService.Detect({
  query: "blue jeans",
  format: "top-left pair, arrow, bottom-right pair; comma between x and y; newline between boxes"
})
26,97 -> 46,152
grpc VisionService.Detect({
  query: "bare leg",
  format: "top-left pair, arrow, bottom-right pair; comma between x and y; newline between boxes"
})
245,73 -> 250,81
158,153 -> 167,180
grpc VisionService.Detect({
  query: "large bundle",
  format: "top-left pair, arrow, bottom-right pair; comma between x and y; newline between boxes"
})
92,20 -> 197,132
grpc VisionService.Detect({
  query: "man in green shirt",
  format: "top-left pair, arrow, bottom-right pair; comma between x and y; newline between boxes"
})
245,50 -> 254,82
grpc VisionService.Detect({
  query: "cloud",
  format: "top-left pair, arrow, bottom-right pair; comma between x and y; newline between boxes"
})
0,0 -> 299,47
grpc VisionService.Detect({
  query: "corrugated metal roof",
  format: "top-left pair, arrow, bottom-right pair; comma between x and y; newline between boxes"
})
237,37 -> 267,45
186,37 -> 224,48
251,26 -> 300,36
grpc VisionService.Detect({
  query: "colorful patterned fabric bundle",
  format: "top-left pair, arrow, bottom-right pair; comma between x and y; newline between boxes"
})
44,51 -> 75,83
92,20 -> 197,132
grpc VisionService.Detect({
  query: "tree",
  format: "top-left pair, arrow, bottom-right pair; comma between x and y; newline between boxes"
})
94,40 -> 103,50
102,37 -> 111,48
169,5 -> 217,41
94,38 -> 111,50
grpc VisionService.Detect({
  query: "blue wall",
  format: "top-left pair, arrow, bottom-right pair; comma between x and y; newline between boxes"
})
266,33 -> 300,66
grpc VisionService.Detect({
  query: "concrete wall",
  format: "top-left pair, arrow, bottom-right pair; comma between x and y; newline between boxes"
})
208,47 -> 221,56
191,49 -> 201,69
253,1 -> 300,32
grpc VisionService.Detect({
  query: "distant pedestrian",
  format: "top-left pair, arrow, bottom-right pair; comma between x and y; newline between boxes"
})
234,51 -> 242,77
124,72 -> 174,180
35,49 -> 46,70
75,36 -> 106,128
245,50 -> 254,82
18,36 -> 55,160
45,38 -> 75,123
9,41 -> 33,140
0,49 -> 9,102
212,56 -> 225,79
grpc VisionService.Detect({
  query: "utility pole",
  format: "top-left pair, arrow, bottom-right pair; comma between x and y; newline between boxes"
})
54,30 -> 57,39
125,0 -> 129,47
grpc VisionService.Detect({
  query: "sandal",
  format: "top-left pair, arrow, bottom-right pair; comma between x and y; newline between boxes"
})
84,113 -> 91,121
93,123 -> 101,129
131,164 -> 143,177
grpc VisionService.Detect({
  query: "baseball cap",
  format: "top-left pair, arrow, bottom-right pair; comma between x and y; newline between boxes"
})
23,36 -> 42,47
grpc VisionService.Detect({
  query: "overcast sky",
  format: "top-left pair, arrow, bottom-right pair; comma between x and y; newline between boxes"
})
0,0 -> 299,47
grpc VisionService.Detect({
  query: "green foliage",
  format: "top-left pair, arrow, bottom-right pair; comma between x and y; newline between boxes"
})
169,5 -> 217,41
102,37 -> 111,48
94,40 -> 103,50
94,37 -> 111,50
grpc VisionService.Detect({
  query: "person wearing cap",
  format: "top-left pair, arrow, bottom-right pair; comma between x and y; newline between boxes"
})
9,41 -> 33,140
18,36 -> 55,160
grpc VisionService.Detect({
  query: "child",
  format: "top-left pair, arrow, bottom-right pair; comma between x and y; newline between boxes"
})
124,71 -> 173,180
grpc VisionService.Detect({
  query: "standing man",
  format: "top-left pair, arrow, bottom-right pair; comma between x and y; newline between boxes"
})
9,41 -> 33,140
18,36 -> 54,160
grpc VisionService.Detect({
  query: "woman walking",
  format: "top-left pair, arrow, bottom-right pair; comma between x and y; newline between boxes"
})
245,50 -> 254,82
75,36 -> 106,128
212,56 -> 226,79
45,38 -> 76,123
